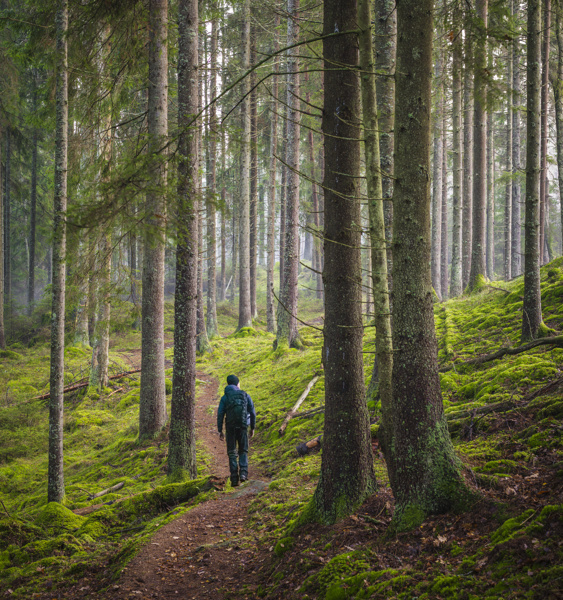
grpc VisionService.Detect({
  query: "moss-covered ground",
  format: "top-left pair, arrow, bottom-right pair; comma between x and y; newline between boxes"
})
0,262 -> 562,598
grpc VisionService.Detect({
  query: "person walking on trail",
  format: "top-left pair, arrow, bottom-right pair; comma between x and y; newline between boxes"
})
217,375 -> 256,486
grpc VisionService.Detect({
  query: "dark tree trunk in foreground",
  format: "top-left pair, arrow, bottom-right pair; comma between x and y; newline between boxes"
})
4,129 -> 11,306
48,0 -> 68,503
237,0 -> 252,331
440,109 -> 448,298
310,0 -> 376,524
139,0 -> 169,439
276,0 -> 300,349
388,0 -> 468,531
469,0 -> 488,290
168,0 -> 199,480
431,50 -> 443,299
522,0 -> 544,342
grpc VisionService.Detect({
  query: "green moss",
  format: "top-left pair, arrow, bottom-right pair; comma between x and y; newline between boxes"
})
478,459 -> 521,474
300,551 -> 370,598
0,350 -> 22,360
35,503 -> 86,533
274,536 -> 294,556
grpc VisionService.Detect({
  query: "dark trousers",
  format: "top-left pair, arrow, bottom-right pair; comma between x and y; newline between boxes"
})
226,426 -> 248,483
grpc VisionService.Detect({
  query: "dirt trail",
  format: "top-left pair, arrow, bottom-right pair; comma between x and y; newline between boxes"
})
110,373 -> 268,600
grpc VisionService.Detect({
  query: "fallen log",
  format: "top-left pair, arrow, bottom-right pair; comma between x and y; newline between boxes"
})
279,374 -> 321,435
297,435 -> 322,456
439,335 -> 563,373
89,481 -> 125,500
34,368 -> 142,400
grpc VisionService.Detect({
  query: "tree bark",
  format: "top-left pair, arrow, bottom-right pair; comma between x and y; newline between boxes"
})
504,48 -> 513,281
374,0 -> 396,298
250,28 -> 258,320
522,0 -> 544,342
168,0 -> 199,480
4,129 -> 11,307
469,0 -> 488,290
358,0 -> 393,450
511,0 -> 522,276
237,0 -> 252,330
206,13 -> 219,339
450,0 -> 463,297
48,0 -> 68,503
462,20 -> 473,289
539,0 -> 551,265
139,0 -> 169,439
441,108 -> 449,299
28,121 -> 38,315
486,109 -> 494,279
0,126 -> 5,349
388,0 -> 468,530
266,13 -> 280,334
554,0 -> 563,254
311,0 -> 376,524
431,49 -> 443,299
276,0 -> 301,349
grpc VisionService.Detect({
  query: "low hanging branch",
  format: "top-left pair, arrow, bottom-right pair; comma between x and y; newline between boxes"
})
439,335 -> 563,373
33,368 -> 141,400
279,373 -> 321,435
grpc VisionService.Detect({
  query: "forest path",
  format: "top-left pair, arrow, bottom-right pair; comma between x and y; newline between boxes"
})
109,370 -> 269,600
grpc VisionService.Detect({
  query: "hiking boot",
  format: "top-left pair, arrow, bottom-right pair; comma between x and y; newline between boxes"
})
231,479 -> 239,487
240,475 -> 247,483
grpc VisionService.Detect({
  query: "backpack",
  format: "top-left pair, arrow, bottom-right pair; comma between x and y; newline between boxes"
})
224,390 -> 248,429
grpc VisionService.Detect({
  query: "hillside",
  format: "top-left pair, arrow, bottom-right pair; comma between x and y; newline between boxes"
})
0,261 -> 562,599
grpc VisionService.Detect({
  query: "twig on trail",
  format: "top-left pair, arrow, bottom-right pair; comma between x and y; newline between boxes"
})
360,514 -> 386,526
439,335 -> 563,373
279,374 -> 321,435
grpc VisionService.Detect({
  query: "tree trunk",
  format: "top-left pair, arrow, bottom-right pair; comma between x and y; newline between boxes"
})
431,50 -> 443,299
462,23 -> 473,289
388,0 -> 468,530
250,28 -> 258,320
74,240 -> 89,347
539,0 -> 551,265
139,0 -> 169,439
276,0 -> 300,349
486,109 -> 495,280
311,0 -> 376,524
450,1 -> 463,297
48,0 -> 68,503
90,232 -> 112,389
4,129 -> 10,307
0,125 -> 5,349
279,113 -> 287,294
28,125 -> 38,315
375,0 -> 396,298
358,0 -> 393,449
512,0 -> 522,276
441,108 -> 449,299
237,0 -> 252,331
469,0 -> 488,290
206,14 -> 218,339
168,0 -> 199,480
554,0 -> 563,254
266,13 -> 280,334
504,48 -> 513,281
522,0 -> 544,342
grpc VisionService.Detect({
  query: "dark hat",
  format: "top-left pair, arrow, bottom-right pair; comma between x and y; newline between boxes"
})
226,374 -> 239,386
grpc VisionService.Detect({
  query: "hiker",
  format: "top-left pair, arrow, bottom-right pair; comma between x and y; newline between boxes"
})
217,375 -> 256,486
